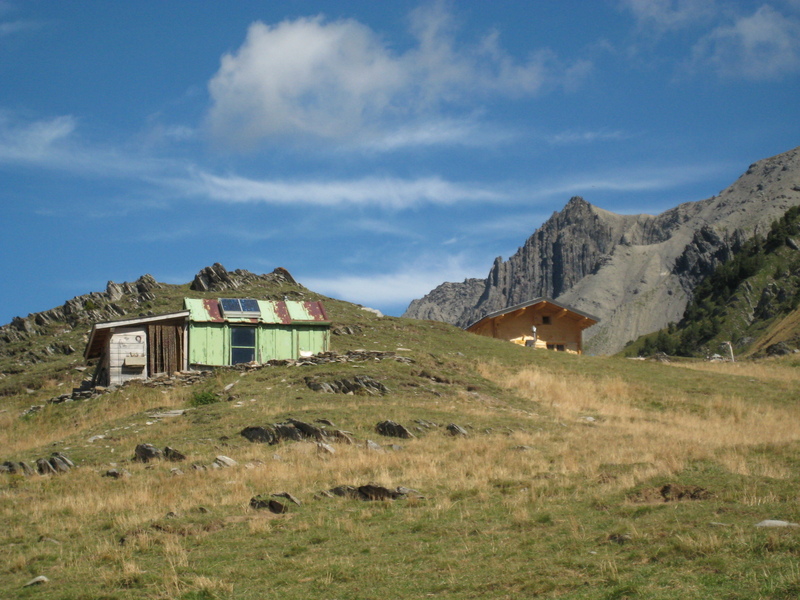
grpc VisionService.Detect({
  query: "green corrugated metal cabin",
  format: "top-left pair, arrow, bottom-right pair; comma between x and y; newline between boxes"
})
85,298 -> 331,385
184,298 -> 331,367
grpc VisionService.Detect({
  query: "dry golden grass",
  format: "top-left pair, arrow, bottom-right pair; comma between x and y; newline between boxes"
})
477,361 -> 800,484
0,385 -> 190,455
672,359 -> 800,383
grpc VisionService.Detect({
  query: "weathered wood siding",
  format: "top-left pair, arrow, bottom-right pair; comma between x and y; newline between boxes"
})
108,326 -> 148,385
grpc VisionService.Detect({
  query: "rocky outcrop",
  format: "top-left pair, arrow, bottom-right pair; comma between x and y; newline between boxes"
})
0,274 -> 160,349
405,145 -> 800,354
189,263 -> 296,292
0,264 -> 302,367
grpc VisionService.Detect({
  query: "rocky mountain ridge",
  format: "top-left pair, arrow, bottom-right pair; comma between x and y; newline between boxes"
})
0,264 -> 299,368
404,145 -> 800,354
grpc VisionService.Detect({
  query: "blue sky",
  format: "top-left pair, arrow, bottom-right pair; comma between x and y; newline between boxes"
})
1,0 -> 799,325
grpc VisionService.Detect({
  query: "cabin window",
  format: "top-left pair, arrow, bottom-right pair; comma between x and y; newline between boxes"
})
542,316 -> 551,325
556,344 -> 565,352
546,343 -> 554,350
231,327 -> 256,364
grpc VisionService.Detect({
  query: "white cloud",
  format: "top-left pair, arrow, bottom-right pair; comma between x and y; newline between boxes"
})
690,5 -> 800,79
181,170 -> 506,209
206,5 -> 590,150
547,129 -> 631,145
303,253 -> 483,307
0,111 -> 179,177
0,113 -> 76,162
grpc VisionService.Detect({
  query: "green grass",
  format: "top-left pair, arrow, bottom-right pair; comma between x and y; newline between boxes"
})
3,290 -> 800,599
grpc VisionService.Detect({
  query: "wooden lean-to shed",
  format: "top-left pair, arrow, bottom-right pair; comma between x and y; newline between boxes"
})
85,298 -> 331,386
184,298 -> 331,367
465,298 -> 598,354
84,311 -> 190,386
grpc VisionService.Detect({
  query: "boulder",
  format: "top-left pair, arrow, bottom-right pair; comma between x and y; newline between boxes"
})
240,426 -> 277,444
375,420 -> 415,439
134,443 -> 163,463
446,423 -> 469,436
213,455 -> 237,468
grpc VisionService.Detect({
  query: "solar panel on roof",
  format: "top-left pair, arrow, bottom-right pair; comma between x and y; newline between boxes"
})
219,298 -> 261,318
220,298 -> 242,313
240,299 -> 260,313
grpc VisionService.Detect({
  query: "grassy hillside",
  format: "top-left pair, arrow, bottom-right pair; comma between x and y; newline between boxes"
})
2,283 -> 800,599
625,206 -> 800,359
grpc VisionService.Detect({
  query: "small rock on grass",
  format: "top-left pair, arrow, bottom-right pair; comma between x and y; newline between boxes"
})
755,520 -> 800,528
213,455 -> 237,468
23,576 -> 49,587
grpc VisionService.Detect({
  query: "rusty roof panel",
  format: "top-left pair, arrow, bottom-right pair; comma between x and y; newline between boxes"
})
184,299 -> 328,325
303,301 -> 329,322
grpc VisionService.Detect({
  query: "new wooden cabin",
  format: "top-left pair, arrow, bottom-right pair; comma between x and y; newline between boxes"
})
465,298 -> 598,354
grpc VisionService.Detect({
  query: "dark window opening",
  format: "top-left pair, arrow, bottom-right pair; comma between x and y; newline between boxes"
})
231,327 -> 256,364
556,344 -> 565,352
542,316 -> 551,325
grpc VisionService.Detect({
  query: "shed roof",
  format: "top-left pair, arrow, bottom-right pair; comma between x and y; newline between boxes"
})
84,311 -> 190,360
465,297 -> 599,331
184,298 -> 330,325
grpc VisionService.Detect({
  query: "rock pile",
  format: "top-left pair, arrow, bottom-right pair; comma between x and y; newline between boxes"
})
305,374 -> 388,395
266,349 -> 413,368
1,452 -> 75,476
316,484 -> 422,501
241,419 -> 354,446
133,443 -> 187,463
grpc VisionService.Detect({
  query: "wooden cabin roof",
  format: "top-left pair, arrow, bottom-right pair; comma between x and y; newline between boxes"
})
465,297 -> 599,332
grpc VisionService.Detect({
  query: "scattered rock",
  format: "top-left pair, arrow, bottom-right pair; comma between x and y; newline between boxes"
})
134,443 -> 163,463
213,455 -> 237,468
365,440 -> 384,452
316,442 -> 335,455
23,575 -> 49,587
49,455 -> 71,473
35,458 -> 57,475
163,446 -> 186,462
329,485 -> 360,498
103,468 -> 131,479
305,374 -> 389,395
321,484 -> 421,501
446,423 -> 468,436
755,520 -> 800,528
358,484 -> 402,501
631,484 -> 712,503
375,420 -> 415,439
272,492 -> 302,506
240,425 -> 277,444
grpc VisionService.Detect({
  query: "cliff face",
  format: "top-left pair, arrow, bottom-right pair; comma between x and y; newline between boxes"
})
404,145 -> 800,354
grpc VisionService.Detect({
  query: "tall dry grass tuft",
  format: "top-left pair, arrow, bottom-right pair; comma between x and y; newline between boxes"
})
477,361 -> 800,486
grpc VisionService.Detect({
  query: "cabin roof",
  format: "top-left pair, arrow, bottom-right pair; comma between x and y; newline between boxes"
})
183,298 -> 330,325
465,297 -> 600,331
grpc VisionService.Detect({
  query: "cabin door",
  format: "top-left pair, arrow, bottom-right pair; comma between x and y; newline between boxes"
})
147,324 -> 184,376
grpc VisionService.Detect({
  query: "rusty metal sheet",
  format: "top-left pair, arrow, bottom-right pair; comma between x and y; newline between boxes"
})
184,298 -> 329,325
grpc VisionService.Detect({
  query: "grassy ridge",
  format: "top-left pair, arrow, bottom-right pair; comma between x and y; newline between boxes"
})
2,296 -> 800,599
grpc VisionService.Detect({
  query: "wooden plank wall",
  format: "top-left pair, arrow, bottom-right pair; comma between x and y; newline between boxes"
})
148,324 -> 184,376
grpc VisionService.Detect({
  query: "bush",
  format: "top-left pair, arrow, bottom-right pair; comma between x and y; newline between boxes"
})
189,389 -> 219,407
